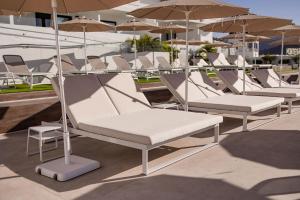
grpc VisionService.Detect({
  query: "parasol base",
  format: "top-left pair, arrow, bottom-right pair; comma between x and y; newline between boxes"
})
35,155 -> 100,181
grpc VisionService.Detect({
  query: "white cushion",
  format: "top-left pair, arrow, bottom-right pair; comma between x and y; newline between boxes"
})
157,57 -> 172,70
97,73 -> 151,115
189,94 -> 283,113
218,53 -> 231,66
79,109 -> 223,145
246,88 -> 300,98
252,69 -> 292,88
217,70 -> 263,94
52,75 -> 118,128
161,73 -> 209,104
189,71 -> 224,96
197,59 -> 208,67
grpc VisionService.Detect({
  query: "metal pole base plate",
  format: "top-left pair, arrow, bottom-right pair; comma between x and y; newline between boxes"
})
35,155 -> 100,181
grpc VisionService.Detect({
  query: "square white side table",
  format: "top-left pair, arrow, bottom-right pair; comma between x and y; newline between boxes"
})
26,125 -> 63,162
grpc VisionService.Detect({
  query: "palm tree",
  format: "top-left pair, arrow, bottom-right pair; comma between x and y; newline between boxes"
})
196,45 -> 217,61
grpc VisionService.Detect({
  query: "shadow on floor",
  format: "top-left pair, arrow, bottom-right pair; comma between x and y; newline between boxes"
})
74,175 -> 270,200
251,175 -> 300,197
1,127 -> 299,193
0,129 -> 217,192
220,129 -> 300,169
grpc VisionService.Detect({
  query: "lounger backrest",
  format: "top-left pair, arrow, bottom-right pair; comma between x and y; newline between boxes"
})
2,55 -> 30,74
112,56 -> 131,70
98,73 -> 151,115
138,56 -> 154,69
197,59 -> 208,67
88,56 -> 107,71
207,53 -> 223,66
157,56 -> 172,70
51,75 -> 119,128
189,72 -> 224,97
198,71 -> 222,91
252,68 -> 290,88
218,53 -> 231,66
217,70 -> 262,94
217,70 -> 247,94
161,73 -> 209,104
54,55 -> 78,73
227,55 -> 237,65
237,70 -> 263,90
178,54 -> 188,67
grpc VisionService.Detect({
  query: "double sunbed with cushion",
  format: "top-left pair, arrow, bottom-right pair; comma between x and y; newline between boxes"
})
251,68 -> 300,89
217,69 -> 300,114
51,73 -> 223,175
161,71 -> 284,132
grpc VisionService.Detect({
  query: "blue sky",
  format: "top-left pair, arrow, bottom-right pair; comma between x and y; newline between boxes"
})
225,0 -> 300,24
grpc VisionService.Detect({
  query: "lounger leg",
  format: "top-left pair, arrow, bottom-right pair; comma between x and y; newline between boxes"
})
142,149 -> 149,175
26,128 -> 31,156
214,124 -> 219,143
243,114 -> 248,132
30,75 -> 33,90
288,101 -> 292,114
277,104 -> 281,117
12,77 -> 16,88
39,132 -> 43,162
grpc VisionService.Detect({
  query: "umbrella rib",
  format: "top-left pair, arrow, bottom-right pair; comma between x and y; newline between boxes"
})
17,0 -> 26,13
96,0 -> 110,9
138,7 -> 165,19
62,0 -> 69,14
164,7 -> 175,20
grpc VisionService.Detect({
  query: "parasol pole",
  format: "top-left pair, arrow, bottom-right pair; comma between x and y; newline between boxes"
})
170,28 -> 173,64
279,31 -> 285,87
242,24 -> 246,95
184,11 -> 191,112
83,25 -> 88,74
298,36 -> 300,85
52,0 -> 71,165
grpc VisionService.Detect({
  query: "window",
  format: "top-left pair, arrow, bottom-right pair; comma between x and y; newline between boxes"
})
35,13 -> 72,27
101,20 -> 116,26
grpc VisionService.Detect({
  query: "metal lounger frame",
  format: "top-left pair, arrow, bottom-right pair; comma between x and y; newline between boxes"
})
44,122 -> 220,175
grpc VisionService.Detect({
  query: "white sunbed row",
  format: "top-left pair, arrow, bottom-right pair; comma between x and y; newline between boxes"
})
50,69 -> 293,175
51,73 -> 223,175
160,71 -> 284,132
251,68 -> 300,89
216,69 -> 300,114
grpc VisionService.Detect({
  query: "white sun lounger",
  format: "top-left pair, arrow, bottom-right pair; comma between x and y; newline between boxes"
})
51,73 -> 222,175
161,71 -> 283,131
137,56 -> 159,78
178,54 -> 200,70
54,55 -> 86,75
207,53 -> 237,69
252,68 -> 300,89
138,56 -> 158,72
3,55 -> 54,89
217,69 -> 300,113
112,56 -> 135,73
197,59 -> 210,68
87,56 -> 108,73
228,55 -> 253,69
156,56 -> 183,73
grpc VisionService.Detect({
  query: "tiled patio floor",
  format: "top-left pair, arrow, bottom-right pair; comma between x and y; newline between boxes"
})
0,104 -> 300,200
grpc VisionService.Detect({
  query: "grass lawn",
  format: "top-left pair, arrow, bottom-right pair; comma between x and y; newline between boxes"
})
0,84 -> 53,94
135,77 -> 161,83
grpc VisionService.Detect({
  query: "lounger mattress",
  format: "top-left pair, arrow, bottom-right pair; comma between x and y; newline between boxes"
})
78,109 -> 223,145
246,88 -> 300,98
189,95 -> 283,113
